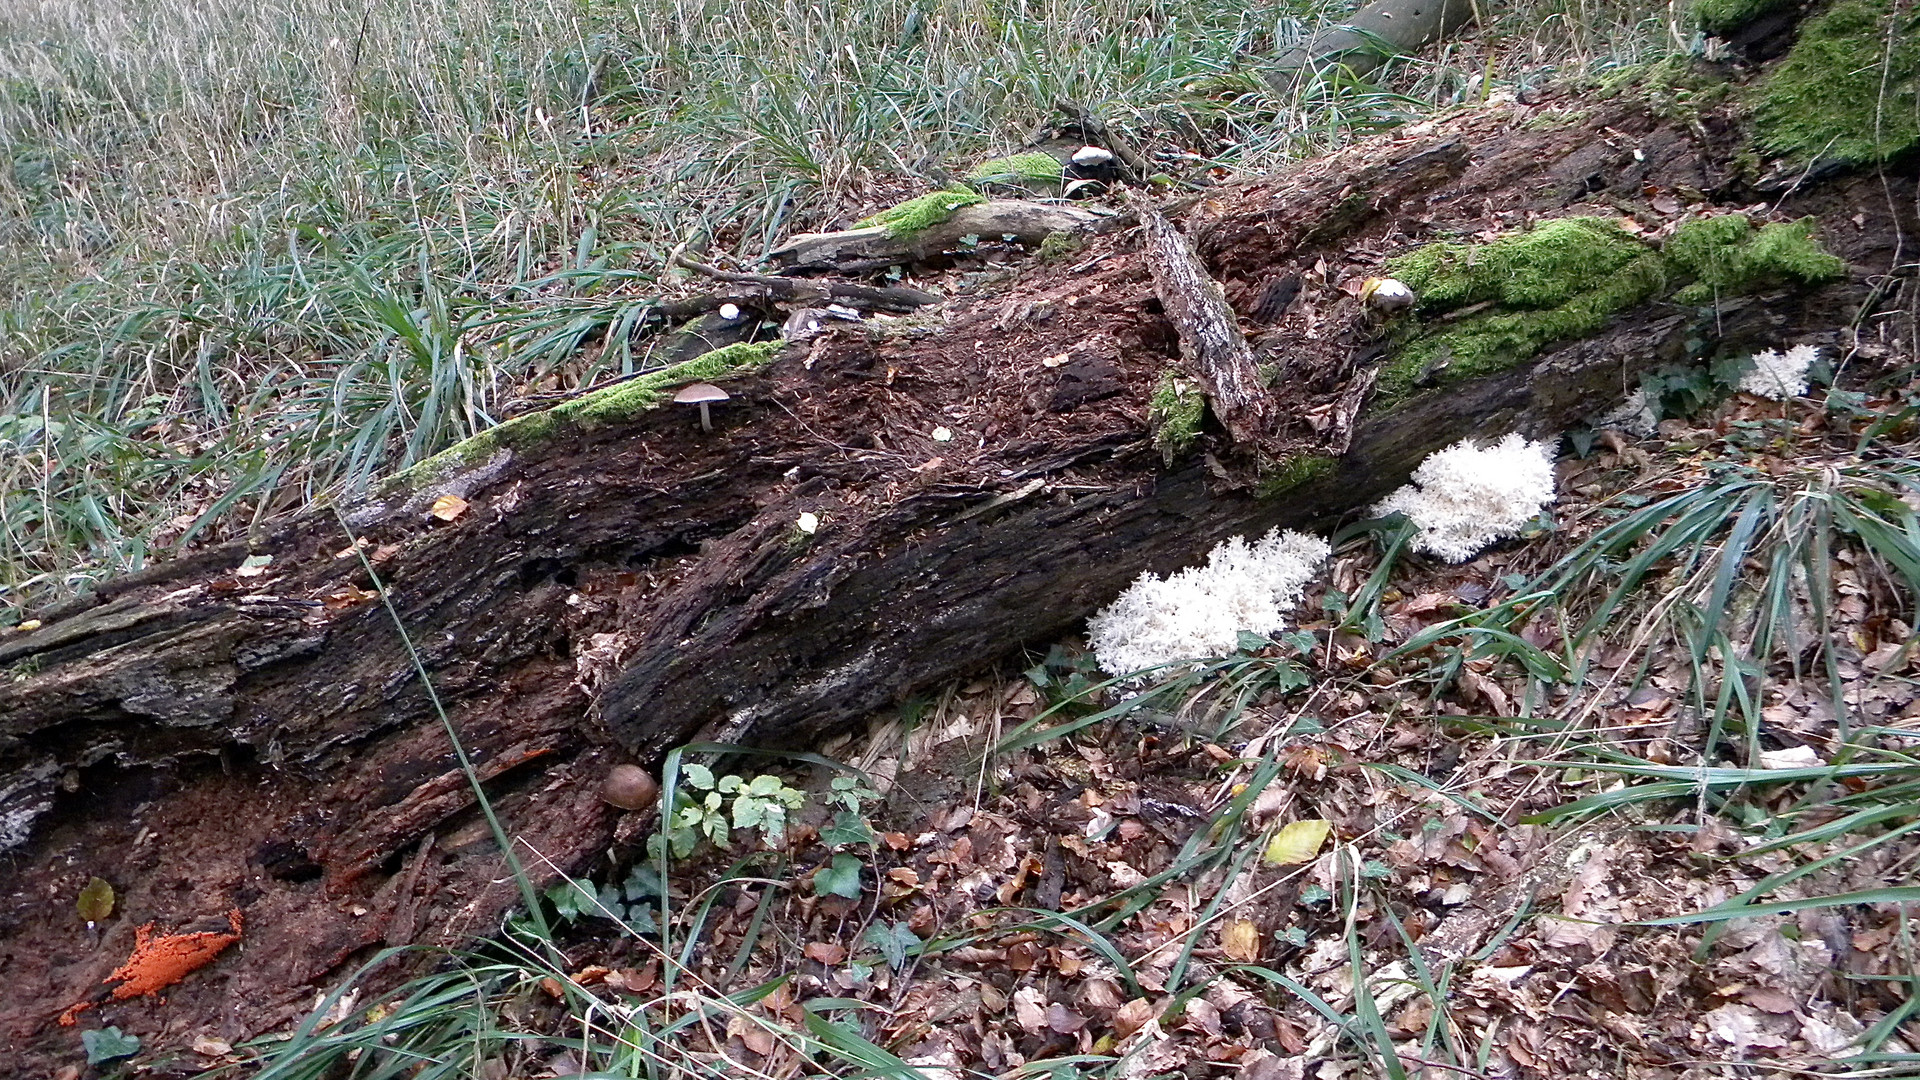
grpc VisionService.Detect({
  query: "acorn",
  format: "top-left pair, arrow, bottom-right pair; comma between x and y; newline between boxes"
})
600,764 -> 659,811
1360,276 -> 1416,312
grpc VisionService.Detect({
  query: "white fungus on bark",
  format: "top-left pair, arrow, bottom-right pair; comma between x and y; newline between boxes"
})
1088,529 -> 1330,675
1372,433 -> 1558,563
1737,344 -> 1820,401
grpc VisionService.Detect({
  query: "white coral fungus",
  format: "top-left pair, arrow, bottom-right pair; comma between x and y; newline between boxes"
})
1738,344 -> 1819,401
1373,433 -> 1558,563
1088,529 -> 1330,675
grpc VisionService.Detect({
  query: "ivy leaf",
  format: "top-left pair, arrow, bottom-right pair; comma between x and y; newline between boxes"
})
76,876 -> 114,925
864,921 -> 921,969
82,1026 -> 140,1064
820,809 -> 875,849
815,853 -> 865,899
546,879 -> 597,921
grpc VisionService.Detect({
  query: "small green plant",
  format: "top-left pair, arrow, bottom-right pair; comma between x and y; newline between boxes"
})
547,863 -> 662,934
649,763 -> 808,860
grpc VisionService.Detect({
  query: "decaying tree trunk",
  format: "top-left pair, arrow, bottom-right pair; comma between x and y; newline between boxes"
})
0,85 -> 1909,1066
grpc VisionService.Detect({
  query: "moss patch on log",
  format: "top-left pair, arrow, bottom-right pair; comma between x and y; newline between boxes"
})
1376,213 -> 1844,405
1149,373 -> 1206,462
1664,213 -> 1846,303
394,341 -> 784,487
854,186 -> 986,240
1751,0 -> 1919,166
1378,218 -> 1667,401
1256,454 -> 1338,499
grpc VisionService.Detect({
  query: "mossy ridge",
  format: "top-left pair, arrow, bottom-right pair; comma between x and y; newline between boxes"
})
965,152 -> 1065,186
1149,373 -> 1206,463
1256,454 -> 1338,499
1591,54 -> 1735,126
392,340 -> 784,488
854,186 -> 986,241
1376,213 -> 1844,404
1751,0 -> 1919,166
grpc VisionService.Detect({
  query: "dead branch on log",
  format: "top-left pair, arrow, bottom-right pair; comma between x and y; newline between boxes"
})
671,255 -> 941,312
1264,0 -> 1478,90
767,200 -> 1101,273
1140,209 -> 1276,452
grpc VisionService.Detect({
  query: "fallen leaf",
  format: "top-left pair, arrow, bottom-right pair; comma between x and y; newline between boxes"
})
76,876 -> 114,925
430,494 -> 469,521
1264,819 -> 1332,865
1113,997 -> 1158,1039
1047,1002 -> 1089,1034
804,941 -> 848,965
190,1035 -> 232,1057
1012,986 -> 1048,1034
1221,919 -> 1261,963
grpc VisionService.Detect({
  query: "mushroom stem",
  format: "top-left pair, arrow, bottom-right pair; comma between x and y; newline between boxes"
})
698,403 -> 713,431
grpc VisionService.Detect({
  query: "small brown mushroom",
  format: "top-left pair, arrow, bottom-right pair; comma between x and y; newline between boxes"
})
601,764 -> 659,811
672,382 -> 730,431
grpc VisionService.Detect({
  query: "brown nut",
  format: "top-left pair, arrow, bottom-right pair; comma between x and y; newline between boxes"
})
601,764 -> 659,811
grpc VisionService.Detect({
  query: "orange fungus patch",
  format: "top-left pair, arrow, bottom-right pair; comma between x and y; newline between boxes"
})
58,909 -> 243,1026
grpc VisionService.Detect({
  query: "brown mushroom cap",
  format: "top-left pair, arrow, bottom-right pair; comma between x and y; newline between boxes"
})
601,764 -> 659,811
672,382 -> 730,405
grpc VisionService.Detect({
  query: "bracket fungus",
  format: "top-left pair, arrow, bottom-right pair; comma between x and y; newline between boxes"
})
673,382 -> 730,431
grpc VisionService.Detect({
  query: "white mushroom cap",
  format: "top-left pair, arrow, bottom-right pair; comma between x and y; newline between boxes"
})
718,303 -> 741,321
673,382 -> 731,405
1072,145 -> 1115,166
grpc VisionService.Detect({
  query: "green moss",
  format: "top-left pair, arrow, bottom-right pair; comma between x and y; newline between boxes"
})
1665,213 -> 1845,303
965,152 -> 1064,186
1379,218 -> 1668,399
1751,0 -> 1919,165
392,340 -> 784,488
1591,56 -> 1733,125
1037,230 -> 1085,263
1149,373 -> 1205,463
1256,454 -> 1337,499
1375,212 -> 1846,407
854,186 -> 986,240
1694,0 -> 1791,35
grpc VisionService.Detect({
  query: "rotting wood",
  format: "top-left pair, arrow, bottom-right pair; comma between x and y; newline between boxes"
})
0,90 -> 1908,1071
767,200 -> 1101,273
1140,209 -> 1277,453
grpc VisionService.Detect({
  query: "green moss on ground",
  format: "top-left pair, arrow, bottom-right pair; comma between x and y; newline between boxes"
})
965,152 -> 1065,186
1751,0 -> 1919,166
1149,373 -> 1206,462
394,340 -> 784,487
1257,454 -> 1337,499
855,186 -> 986,240
1037,230 -> 1085,263
1377,213 -> 1844,404
1694,0 -> 1792,35
1664,213 -> 1845,302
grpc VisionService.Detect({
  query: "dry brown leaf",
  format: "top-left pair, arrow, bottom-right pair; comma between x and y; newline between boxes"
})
1012,986 -> 1049,1034
1220,918 -> 1261,963
804,941 -> 848,965
1113,997 -> 1158,1039
430,493 -> 469,521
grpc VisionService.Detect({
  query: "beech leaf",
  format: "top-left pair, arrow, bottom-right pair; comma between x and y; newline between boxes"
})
1263,818 -> 1332,865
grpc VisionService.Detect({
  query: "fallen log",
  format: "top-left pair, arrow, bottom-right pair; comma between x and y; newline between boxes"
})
1264,0 -> 1478,90
0,86 -> 1907,1069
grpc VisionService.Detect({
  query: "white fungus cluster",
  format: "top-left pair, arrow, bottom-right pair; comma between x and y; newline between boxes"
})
1372,433 -> 1558,563
1738,344 -> 1820,401
1087,528 -> 1330,676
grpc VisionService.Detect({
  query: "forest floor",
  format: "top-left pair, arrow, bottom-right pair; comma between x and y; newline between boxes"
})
497,375 -> 1920,1080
